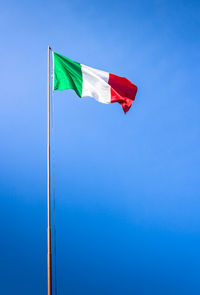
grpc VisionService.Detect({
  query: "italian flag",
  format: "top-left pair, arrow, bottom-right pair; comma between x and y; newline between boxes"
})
53,52 -> 138,113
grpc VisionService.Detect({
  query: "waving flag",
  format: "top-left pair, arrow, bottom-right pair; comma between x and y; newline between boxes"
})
53,52 -> 138,113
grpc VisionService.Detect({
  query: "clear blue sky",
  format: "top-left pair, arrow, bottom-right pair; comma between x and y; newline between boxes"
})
0,0 -> 200,294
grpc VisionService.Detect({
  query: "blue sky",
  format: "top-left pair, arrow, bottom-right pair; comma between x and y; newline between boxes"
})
0,0 -> 200,294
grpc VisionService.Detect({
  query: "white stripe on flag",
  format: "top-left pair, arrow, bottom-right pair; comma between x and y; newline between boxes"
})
81,64 -> 111,104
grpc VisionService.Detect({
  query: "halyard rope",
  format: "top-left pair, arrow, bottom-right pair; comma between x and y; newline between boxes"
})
51,78 -> 57,295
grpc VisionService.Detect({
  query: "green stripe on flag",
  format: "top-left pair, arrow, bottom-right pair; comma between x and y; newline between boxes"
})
53,52 -> 82,97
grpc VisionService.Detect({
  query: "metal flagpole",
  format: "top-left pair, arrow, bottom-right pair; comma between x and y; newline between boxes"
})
47,45 -> 52,295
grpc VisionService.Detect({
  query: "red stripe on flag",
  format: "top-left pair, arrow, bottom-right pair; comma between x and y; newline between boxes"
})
108,73 -> 138,113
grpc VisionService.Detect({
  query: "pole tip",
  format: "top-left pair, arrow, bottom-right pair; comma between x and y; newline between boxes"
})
48,46 -> 52,50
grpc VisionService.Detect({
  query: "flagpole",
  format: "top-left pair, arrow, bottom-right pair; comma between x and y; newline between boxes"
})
47,45 -> 52,295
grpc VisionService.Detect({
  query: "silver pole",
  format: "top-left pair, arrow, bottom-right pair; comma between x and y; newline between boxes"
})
47,45 -> 52,295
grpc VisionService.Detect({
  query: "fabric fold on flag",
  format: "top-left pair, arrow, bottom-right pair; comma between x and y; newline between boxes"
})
53,51 -> 138,113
